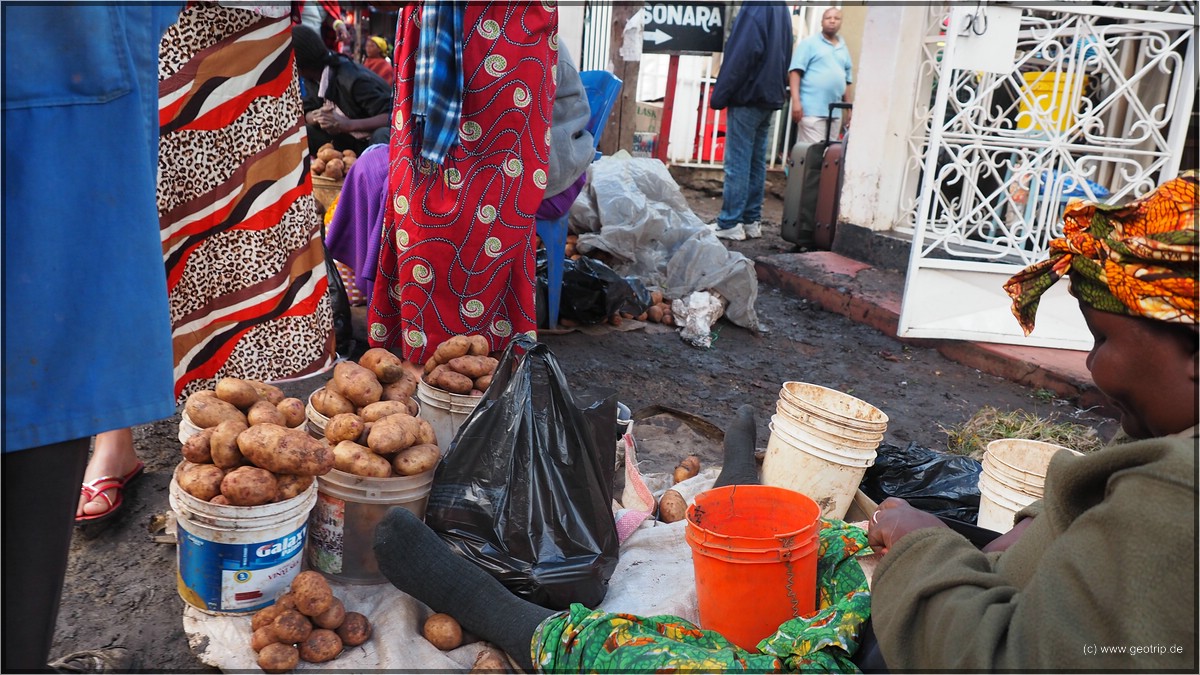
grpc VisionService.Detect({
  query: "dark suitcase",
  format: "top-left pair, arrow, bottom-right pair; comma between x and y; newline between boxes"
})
781,102 -> 851,250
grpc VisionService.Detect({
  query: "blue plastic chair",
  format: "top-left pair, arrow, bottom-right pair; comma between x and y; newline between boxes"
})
536,70 -> 623,329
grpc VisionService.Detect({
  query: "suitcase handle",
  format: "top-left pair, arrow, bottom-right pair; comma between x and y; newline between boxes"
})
825,102 -> 853,143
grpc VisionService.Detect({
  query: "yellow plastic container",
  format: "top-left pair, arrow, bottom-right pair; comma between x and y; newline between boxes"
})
1017,71 -> 1089,133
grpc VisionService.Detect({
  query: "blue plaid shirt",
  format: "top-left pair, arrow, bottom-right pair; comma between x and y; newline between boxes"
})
413,1 -> 465,165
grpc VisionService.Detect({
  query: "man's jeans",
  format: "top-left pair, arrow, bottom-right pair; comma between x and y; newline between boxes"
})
717,106 -> 776,229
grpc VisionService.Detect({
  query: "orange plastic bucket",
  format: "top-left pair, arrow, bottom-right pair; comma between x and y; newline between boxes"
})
685,485 -> 821,651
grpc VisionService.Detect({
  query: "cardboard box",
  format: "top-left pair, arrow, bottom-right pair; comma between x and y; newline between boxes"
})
632,131 -> 658,158
635,101 -> 664,135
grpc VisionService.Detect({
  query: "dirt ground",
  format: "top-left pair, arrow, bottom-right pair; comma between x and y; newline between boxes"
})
51,183 -> 1117,671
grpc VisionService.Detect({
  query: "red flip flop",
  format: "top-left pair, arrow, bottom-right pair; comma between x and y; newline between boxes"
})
75,461 -> 144,525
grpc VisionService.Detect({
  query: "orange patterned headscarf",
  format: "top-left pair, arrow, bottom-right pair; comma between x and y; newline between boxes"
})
1004,171 -> 1198,334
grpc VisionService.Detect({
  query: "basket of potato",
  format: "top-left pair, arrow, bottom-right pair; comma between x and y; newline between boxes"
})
310,143 -> 356,213
251,570 -> 373,673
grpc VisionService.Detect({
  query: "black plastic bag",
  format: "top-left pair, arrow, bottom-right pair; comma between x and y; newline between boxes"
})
553,256 -> 653,325
859,442 -> 983,524
320,223 -> 357,358
424,336 -> 619,610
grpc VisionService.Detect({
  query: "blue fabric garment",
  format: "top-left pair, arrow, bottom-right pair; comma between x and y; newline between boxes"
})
717,106 -> 775,229
789,32 -> 853,119
3,4 -> 181,452
413,0 -> 465,164
709,1 -> 793,110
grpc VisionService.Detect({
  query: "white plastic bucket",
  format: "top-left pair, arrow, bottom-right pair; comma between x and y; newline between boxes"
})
308,468 -> 436,584
977,439 -> 1079,532
305,388 -> 421,440
779,382 -> 888,431
762,416 -> 876,520
179,412 -> 203,444
169,468 -> 316,615
776,397 -> 884,443
416,380 -> 482,451
772,405 -> 883,453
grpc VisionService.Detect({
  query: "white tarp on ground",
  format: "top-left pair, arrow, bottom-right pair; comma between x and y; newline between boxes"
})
184,476 -> 708,672
569,152 -> 761,332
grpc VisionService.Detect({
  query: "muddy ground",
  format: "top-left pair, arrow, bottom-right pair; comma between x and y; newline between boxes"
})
51,184 -> 1116,671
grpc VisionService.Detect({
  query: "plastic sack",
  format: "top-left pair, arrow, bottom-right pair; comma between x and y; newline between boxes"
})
424,336 -> 620,610
859,442 -> 982,524
557,256 -> 652,325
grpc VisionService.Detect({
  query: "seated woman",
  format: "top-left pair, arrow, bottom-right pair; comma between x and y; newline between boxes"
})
292,24 -> 392,156
375,173 -> 1196,671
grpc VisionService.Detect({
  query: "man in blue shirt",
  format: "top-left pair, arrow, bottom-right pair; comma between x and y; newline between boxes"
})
707,1 -> 794,241
789,7 -> 854,143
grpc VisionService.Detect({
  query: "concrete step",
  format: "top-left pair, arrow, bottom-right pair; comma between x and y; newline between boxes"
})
754,249 -> 1113,417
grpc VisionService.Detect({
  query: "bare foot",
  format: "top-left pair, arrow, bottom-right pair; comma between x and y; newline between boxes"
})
77,429 -> 142,519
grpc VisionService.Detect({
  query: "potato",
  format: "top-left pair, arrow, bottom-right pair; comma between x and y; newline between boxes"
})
332,440 -> 392,478
250,626 -> 278,652
317,147 -> 341,163
335,612 -> 372,647
467,334 -> 490,356
238,424 -> 335,476
214,377 -> 260,410
358,400 -> 411,423
447,355 -> 498,379
312,596 -> 345,630
367,414 -> 420,454
257,643 -> 299,673
210,494 -> 231,506
209,418 -> 250,469
423,613 -> 463,651
381,377 -> 417,402
290,570 -> 334,617
423,358 -> 440,376
425,364 -> 473,395
271,608 -> 314,644
250,381 -> 286,405
471,647 -> 512,672
413,418 -> 437,447
358,347 -> 406,383
658,489 -> 687,523
247,399 -> 287,426
178,463 -> 225,502
274,474 -> 314,501
311,387 -> 356,417
275,592 -> 298,611
474,374 -> 493,392
299,628 -> 343,663
311,157 -> 327,175
181,427 -> 215,464
328,362 -> 383,408
672,455 -> 701,484
392,444 -> 440,476
221,466 -> 278,506
647,305 -> 664,323
274,398 -> 306,429
323,159 -> 345,181
650,290 -> 664,305
431,335 -> 473,365
185,390 -> 247,428
251,602 -> 289,632
342,148 -> 357,159
324,413 -> 366,444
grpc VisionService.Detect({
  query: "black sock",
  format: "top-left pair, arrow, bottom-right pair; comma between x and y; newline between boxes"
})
374,507 -> 553,670
713,404 -> 760,488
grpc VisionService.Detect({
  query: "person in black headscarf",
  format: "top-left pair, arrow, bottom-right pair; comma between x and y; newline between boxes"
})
293,24 -> 392,155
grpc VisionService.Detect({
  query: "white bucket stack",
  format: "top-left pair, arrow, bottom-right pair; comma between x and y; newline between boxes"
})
762,382 -> 888,520
977,438 -> 1078,532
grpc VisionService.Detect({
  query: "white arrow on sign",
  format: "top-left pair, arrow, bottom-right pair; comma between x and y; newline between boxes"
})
644,29 -> 673,45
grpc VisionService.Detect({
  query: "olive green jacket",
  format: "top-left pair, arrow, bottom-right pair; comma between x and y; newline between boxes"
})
871,427 -> 1198,670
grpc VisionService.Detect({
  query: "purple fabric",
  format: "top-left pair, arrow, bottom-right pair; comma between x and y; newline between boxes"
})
536,173 -> 587,221
324,143 -> 389,302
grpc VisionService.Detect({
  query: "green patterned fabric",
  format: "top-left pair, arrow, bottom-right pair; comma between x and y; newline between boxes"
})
531,520 -> 872,673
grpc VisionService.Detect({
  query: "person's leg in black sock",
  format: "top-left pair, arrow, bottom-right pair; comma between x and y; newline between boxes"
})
374,507 -> 553,671
713,404 -> 760,488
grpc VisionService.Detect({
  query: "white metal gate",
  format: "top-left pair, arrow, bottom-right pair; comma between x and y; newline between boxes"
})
898,1 -> 1196,350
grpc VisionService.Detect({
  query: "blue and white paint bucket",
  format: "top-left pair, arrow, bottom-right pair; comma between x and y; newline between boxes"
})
169,465 -> 317,615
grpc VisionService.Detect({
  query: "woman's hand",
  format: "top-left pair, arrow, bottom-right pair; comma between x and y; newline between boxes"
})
867,497 -> 947,555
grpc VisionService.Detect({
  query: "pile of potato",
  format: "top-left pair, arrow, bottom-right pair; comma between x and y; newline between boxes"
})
178,378 -> 333,506
421,335 -> 498,395
311,143 -> 357,181
252,571 -> 372,673
658,454 -> 701,524
312,349 -> 441,479
422,613 -> 512,672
